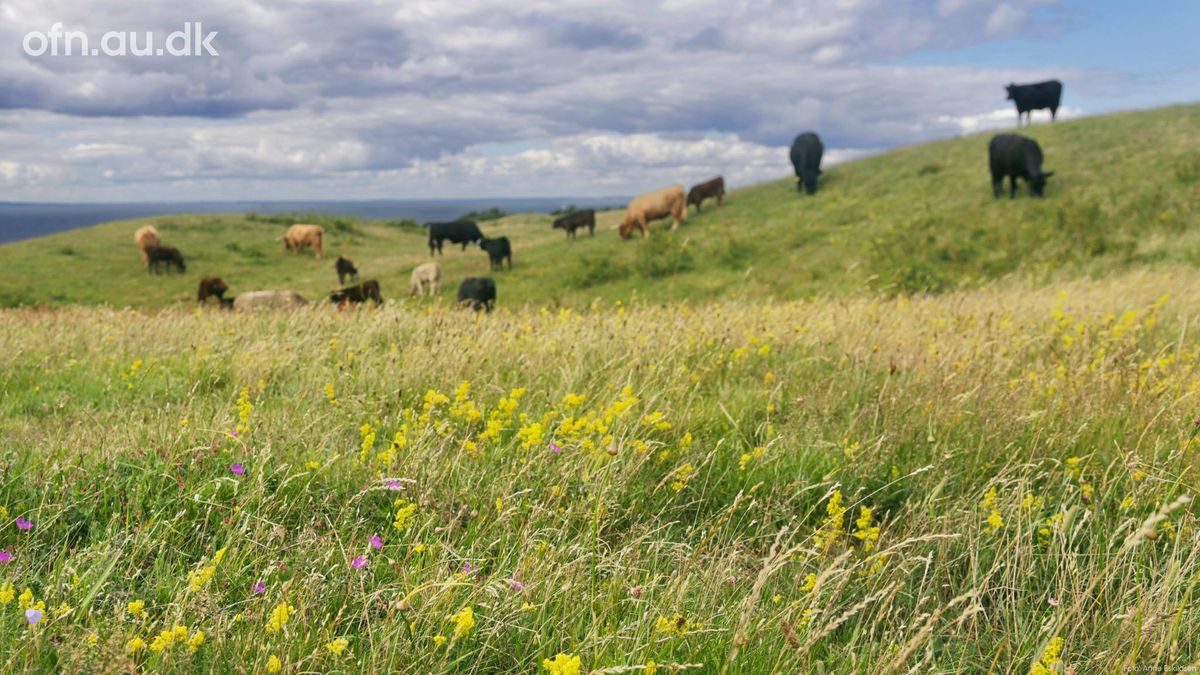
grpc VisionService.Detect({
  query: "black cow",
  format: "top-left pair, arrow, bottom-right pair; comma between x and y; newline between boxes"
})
989,134 -> 1054,199
145,245 -> 186,274
479,237 -> 512,271
335,256 -> 359,285
457,277 -> 496,313
1006,80 -> 1062,127
789,133 -> 824,195
552,210 -> 595,239
427,221 -> 484,255
330,279 -> 383,306
198,277 -> 228,304
687,176 -> 725,211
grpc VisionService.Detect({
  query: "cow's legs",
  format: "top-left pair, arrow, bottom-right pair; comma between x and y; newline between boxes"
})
992,173 -> 1003,199
1010,176 -> 1018,199
1050,106 -> 1058,122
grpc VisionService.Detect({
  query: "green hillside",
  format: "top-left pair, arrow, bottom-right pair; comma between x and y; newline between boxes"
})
3,103 -> 1199,309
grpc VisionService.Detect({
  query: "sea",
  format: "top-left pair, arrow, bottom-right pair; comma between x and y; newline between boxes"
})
0,197 -> 626,245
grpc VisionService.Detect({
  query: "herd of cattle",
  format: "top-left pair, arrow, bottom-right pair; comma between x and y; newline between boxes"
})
129,80 -> 1063,311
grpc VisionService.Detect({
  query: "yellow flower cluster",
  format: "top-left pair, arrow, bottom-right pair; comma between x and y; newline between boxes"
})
542,652 -> 582,675
265,601 -> 296,634
1030,636 -> 1064,675
813,490 -> 847,552
449,606 -> 475,640
853,506 -> 880,552
392,499 -> 417,531
235,386 -> 252,435
187,547 -> 227,592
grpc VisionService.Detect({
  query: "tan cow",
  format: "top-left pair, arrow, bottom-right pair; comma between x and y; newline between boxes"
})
618,185 -> 686,239
232,290 -> 309,311
409,262 -> 442,297
282,224 -> 326,258
133,225 -> 160,265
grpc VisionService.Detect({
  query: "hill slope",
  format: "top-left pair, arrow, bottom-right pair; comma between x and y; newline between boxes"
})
2,103 -> 1199,309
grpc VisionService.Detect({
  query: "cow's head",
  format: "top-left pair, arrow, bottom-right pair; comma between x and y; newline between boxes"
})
799,169 -> 820,195
618,220 -> 634,240
1030,170 -> 1054,197
1005,83 -> 1016,100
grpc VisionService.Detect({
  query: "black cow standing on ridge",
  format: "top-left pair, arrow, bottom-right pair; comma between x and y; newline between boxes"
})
457,277 -> 496,312
552,210 -> 595,239
1006,80 -> 1062,127
427,221 -> 484,255
480,237 -> 512,271
789,133 -> 824,195
989,134 -> 1054,199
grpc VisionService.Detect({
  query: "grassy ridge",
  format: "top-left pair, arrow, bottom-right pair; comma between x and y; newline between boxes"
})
1,274 -> 1199,671
2,104 -> 1198,309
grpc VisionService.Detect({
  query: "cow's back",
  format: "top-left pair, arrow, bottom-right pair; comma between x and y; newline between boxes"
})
790,133 -> 823,169
234,290 -> 309,310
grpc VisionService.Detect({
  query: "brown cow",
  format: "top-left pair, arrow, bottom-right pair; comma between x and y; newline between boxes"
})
335,256 -> 358,285
330,280 -> 382,306
133,225 -> 160,265
619,185 -> 687,239
687,176 -> 725,212
283,224 -> 325,258
198,277 -> 229,304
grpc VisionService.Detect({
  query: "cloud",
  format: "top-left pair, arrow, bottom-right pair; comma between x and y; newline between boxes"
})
0,0 -> 1149,200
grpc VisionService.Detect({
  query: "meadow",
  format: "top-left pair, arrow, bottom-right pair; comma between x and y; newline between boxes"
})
1,104 -> 1198,310
0,104 -> 1199,673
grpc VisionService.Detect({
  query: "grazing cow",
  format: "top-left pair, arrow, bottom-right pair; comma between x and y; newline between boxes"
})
282,224 -> 326,258
409,262 -> 442,297
335,256 -> 359,285
988,134 -> 1055,199
144,245 -> 186,274
552,210 -> 596,239
789,133 -> 824,195
197,277 -> 229,304
687,176 -> 725,212
427,221 -> 484,255
457,277 -> 496,313
618,186 -> 687,240
330,280 -> 383,306
232,290 -> 309,311
133,225 -> 160,265
1006,80 -> 1063,127
480,237 -> 512,271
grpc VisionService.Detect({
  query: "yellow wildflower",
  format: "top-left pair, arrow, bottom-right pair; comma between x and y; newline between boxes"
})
127,599 -> 145,617
18,587 -> 33,610
433,634 -> 447,647
267,655 -> 282,673
450,606 -> 475,640
542,653 -> 582,675
188,630 -> 205,653
325,638 -> 349,656
126,637 -> 147,653
0,583 -> 14,605
853,506 -> 880,552
265,601 -> 296,634
813,490 -> 846,552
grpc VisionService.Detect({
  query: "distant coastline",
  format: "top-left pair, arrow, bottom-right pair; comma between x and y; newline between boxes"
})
0,197 -> 626,245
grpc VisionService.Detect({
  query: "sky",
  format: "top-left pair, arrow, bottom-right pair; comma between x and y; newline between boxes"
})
0,0 -> 1196,202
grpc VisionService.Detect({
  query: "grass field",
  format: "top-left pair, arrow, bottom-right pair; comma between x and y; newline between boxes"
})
2,105 -> 1200,673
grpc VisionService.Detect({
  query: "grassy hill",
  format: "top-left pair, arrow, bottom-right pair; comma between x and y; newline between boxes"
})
2,105 -> 1200,672
2,103 -> 1198,309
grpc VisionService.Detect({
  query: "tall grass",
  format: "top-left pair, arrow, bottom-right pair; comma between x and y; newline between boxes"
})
1,270 -> 1198,672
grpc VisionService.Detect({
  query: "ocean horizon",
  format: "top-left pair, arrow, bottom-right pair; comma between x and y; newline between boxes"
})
0,197 -> 627,245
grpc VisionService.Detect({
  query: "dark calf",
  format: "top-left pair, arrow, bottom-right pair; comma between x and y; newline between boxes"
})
457,277 -> 496,312
198,277 -> 228,304
329,280 -> 382,306
479,237 -> 512,271
145,245 -> 186,274
687,177 -> 725,211
552,210 -> 595,239
335,256 -> 359,285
